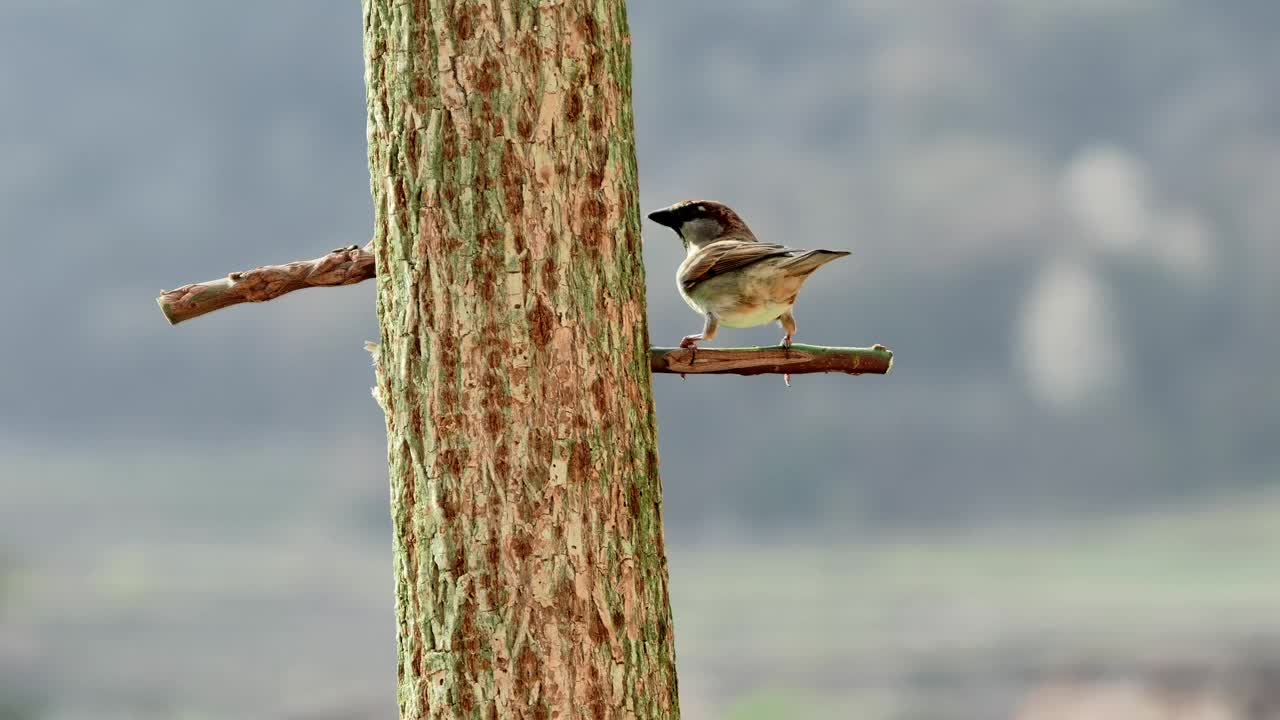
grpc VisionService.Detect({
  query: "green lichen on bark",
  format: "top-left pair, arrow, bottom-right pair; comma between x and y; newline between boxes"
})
363,1 -> 678,718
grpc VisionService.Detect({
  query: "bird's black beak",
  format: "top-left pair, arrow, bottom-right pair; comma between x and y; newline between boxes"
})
647,207 -> 678,228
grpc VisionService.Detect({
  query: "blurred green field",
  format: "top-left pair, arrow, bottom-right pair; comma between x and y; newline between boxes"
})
3,448 -> 1278,718
671,489 -> 1280,718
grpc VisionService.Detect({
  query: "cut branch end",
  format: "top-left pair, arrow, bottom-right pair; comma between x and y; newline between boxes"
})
155,244 -> 375,325
649,343 -> 893,377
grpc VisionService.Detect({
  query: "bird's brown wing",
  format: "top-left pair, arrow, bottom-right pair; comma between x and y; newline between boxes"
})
680,240 -> 797,291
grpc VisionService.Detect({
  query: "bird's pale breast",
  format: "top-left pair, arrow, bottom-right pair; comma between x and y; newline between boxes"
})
680,258 -> 799,328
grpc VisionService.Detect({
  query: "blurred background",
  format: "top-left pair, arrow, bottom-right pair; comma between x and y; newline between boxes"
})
3,1 -> 1279,718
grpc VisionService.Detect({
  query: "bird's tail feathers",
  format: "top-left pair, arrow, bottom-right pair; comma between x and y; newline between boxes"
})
780,249 -> 851,275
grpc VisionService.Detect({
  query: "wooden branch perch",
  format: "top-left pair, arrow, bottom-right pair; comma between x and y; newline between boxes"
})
156,247 -> 893,378
650,344 -> 892,376
155,244 -> 375,325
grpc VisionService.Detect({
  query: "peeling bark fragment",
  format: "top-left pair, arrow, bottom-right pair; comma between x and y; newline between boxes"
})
364,1 -> 678,718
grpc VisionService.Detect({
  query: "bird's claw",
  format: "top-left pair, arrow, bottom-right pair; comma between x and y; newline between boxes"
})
679,336 -> 701,365
781,335 -> 793,386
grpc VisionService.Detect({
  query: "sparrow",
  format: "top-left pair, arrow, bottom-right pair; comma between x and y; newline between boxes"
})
647,200 -> 849,384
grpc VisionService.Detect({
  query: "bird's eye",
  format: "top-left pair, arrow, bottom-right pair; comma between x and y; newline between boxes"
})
696,204 -> 706,213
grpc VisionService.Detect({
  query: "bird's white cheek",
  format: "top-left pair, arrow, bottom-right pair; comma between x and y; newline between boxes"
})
678,218 -> 723,245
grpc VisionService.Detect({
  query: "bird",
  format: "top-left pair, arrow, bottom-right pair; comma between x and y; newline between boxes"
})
646,200 -> 850,384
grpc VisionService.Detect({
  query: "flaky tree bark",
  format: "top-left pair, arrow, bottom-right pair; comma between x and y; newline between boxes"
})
364,2 -> 678,719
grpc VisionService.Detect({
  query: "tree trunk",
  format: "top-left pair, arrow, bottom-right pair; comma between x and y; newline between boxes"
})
363,2 -> 679,718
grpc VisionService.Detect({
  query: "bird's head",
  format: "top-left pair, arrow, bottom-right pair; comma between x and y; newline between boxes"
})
647,200 -> 756,247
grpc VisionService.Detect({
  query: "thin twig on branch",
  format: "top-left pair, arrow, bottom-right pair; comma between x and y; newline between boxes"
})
650,344 -> 893,377
156,248 -> 894,378
155,244 -> 375,325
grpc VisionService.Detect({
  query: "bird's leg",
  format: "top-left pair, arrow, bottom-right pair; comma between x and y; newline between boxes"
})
779,311 -> 796,386
779,311 -> 796,352
679,314 -> 718,365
